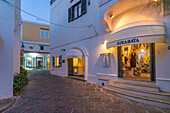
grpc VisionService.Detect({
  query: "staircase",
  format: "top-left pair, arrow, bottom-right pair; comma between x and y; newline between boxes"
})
100,78 -> 170,109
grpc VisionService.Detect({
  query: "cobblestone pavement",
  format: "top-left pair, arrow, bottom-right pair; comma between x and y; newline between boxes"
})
5,70 -> 170,113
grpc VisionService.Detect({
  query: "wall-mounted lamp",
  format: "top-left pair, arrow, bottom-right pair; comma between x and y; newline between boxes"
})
153,0 -> 158,3
103,40 -> 108,50
110,14 -> 115,19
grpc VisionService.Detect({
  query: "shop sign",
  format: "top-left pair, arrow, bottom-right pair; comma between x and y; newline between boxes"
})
117,38 -> 139,46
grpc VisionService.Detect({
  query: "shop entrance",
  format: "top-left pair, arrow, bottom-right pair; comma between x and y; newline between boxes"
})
118,43 -> 155,81
36,57 -> 43,69
68,58 -> 84,77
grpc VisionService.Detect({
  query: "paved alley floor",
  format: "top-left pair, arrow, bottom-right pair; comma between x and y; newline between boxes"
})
5,70 -> 170,113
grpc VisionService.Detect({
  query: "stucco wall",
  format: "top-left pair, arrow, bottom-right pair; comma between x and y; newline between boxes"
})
22,22 -> 50,43
0,0 -> 20,99
50,0 -> 117,80
13,0 -> 21,75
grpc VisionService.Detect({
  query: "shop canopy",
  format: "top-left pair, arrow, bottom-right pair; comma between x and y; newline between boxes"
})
107,23 -> 166,48
66,49 -> 83,58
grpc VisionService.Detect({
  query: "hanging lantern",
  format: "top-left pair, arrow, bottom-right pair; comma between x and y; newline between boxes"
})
140,44 -> 146,52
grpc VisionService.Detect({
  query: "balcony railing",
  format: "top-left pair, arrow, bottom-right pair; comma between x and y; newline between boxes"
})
98,0 -> 112,7
50,0 -> 56,5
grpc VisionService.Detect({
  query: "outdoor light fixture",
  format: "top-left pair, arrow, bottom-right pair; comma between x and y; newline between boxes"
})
153,0 -> 158,3
140,44 -> 146,53
103,40 -> 108,49
110,14 -> 114,19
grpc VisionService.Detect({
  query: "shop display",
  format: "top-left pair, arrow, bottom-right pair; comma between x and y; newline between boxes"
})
121,43 -> 151,78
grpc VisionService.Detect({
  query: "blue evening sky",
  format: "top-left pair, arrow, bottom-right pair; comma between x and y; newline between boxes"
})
21,0 -> 50,25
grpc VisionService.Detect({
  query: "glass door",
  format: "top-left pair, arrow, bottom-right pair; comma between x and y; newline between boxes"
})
36,57 -> 43,69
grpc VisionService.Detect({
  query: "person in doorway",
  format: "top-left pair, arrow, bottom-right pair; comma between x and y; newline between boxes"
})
129,48 -> 138,76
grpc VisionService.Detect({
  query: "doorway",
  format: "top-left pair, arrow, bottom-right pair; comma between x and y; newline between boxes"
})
68,58 -> 73,76
118,43 -> 155,81
36,57 -> 43,69
68,58 -> 84,77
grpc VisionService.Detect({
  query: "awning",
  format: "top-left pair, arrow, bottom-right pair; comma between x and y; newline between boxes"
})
66,49 -> 83,58
107,24 -> 166,48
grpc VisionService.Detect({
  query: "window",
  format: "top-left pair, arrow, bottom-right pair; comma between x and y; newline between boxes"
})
103,53 -> 110,67
73,58 -> 84,67
40,46 -> 44,50
68,0 -> 87,22
40,30 -> 49,39
59,55 -> 62,67
55,56 -> 59,67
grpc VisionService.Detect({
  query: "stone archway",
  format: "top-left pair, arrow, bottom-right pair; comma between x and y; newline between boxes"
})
65,45 -> 89,81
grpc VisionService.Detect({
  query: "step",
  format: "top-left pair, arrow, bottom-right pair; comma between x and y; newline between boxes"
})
114,80 -> 160,92
118,78 -> 157,86
107,83 -> 170,101
98,78 -> 109,81
103,86 -> 170,109
98,78 -> 109,86
68,76 -> 86,82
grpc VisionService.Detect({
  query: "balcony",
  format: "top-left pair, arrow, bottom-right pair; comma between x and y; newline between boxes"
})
50,0 -> 56,5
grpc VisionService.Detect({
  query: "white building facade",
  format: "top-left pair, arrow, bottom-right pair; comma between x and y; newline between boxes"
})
50,0 -> 170,92
0,0 -> 21,99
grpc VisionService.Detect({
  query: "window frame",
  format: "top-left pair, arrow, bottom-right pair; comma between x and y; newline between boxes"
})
40,30 -> 49,39
40,46 -> 44,50
68,0 -> 87,23
102,53 -> 111,68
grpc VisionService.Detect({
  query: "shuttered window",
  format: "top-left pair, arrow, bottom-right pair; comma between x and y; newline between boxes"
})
68,0 -> 87,22
40,30 -> 49,39
52,56 -> 55,67
81,0 -> 87,15
68,7 -> 73,22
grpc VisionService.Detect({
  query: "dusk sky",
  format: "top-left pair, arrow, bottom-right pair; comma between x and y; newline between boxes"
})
21,0 -> 50,24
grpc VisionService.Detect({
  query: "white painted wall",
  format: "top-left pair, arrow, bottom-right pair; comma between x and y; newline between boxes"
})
13,0 -> 21,74
50,0 -> 170,92
22,42 -> 50,53
0,0 -> 21,99
50,0 -> 117,81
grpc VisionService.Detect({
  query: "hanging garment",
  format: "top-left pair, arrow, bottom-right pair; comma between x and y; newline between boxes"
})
130,52 -> 136,67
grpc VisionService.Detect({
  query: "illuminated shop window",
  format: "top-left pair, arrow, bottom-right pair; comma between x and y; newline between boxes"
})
55,56 -> 59,67
73,58 -> 84,67
74,67 -> 78,74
